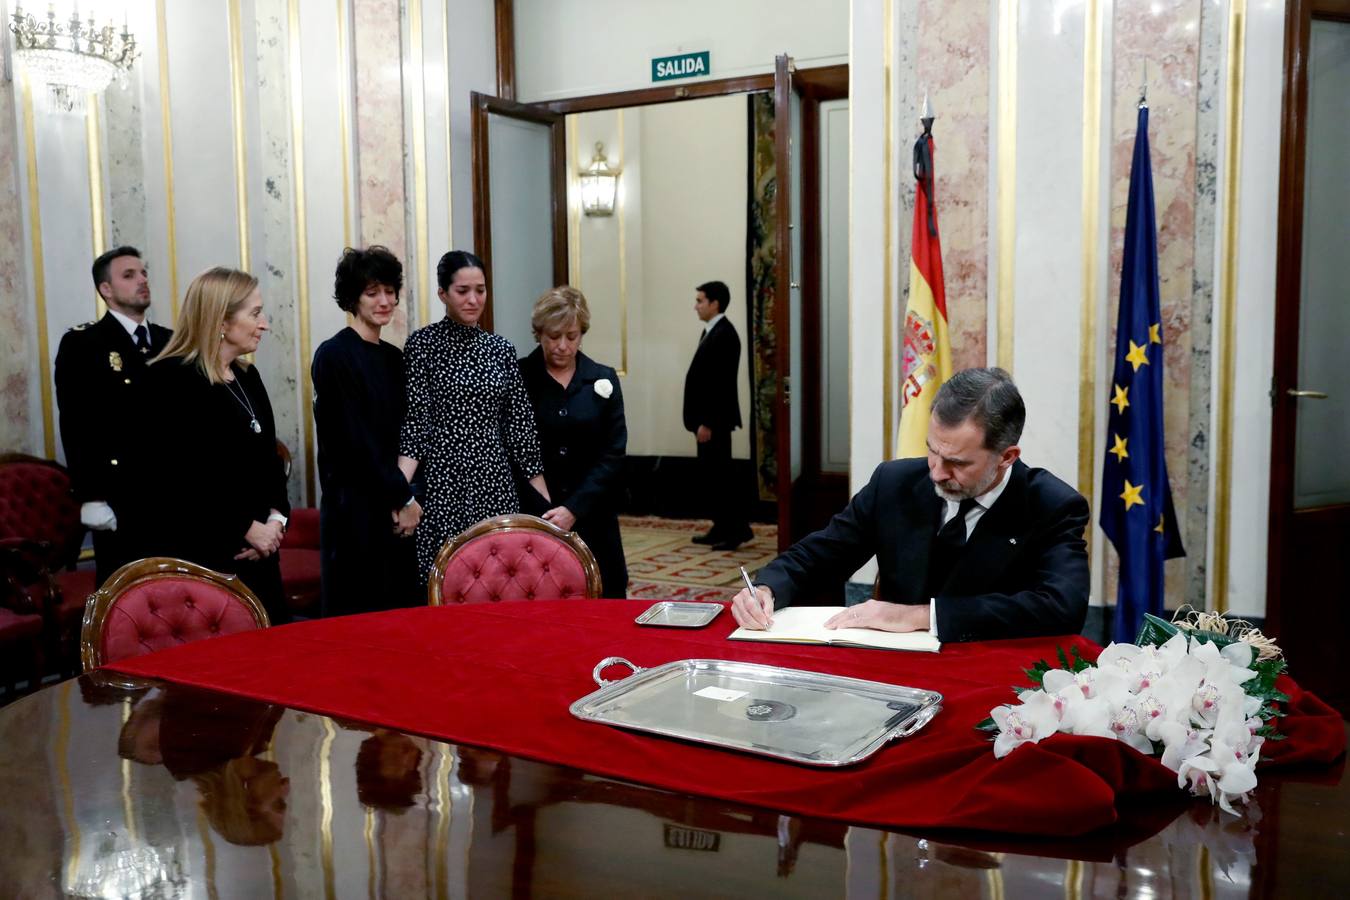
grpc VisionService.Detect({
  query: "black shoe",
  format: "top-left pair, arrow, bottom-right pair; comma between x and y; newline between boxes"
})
691,532 -> 718,545
711,537 -> 749,552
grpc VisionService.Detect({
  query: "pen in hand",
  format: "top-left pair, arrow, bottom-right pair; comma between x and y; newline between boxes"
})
739,566 -> 772,629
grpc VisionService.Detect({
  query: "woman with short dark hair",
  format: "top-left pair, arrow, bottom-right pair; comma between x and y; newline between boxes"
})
398,250 -> 548,584
311,246 -> 420,615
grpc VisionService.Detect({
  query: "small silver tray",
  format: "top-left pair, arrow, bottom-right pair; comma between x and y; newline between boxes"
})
570,657 -> 942,766
635,601 -> 723,628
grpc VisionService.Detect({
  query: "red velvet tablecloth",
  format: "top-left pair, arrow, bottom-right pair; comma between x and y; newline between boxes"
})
103,600 -> 1345,836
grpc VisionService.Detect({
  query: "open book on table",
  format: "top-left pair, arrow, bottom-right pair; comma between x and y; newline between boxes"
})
728,606 -> 941,653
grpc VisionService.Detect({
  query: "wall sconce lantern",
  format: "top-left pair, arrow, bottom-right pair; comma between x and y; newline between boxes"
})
579,142 -> 620,217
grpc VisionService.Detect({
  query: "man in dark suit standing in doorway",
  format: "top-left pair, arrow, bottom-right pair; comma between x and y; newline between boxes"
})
54,246 -> 173,584
683,280 -> 752,551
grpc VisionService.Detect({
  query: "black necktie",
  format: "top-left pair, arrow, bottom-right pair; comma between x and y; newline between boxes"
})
134,324 -> 150,353
936,497 -> 980,546
698,329 -> 706,346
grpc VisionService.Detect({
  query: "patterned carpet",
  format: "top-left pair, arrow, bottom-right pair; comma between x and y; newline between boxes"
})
621,516 -> 778,602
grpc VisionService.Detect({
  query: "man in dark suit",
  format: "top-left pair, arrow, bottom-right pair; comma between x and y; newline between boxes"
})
731,368 -> 1089,642
683,280 -> 752,551
54,246 -> 173,584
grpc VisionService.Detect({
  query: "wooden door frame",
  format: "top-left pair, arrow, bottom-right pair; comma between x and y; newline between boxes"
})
773,55 -> 794,550
1265,0 -> 1350,633
469,92 -> 568,331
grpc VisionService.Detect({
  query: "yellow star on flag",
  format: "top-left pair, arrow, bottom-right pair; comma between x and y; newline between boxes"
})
1154,514 -> 1166,534
1110,433 -> 1129,462
1120,479 -> 1145,511
1125,340 -> 1150,371
1149,322 -> 1162,345
1111,384 -> 1130,414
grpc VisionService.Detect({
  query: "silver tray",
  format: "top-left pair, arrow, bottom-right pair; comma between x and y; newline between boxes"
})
635,601 -> 723,628
570,657 -> 942,767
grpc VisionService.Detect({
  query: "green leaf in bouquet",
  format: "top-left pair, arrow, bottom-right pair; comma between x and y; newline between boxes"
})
974,716 -> 998,733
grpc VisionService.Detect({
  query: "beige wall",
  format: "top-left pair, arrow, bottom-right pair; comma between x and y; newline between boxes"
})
569,96 -> 750,459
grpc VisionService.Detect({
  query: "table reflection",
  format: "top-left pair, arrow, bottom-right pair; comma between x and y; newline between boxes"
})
0,675 -> 1343,898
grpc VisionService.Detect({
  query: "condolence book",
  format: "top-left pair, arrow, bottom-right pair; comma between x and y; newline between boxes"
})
728,606 -> 942,653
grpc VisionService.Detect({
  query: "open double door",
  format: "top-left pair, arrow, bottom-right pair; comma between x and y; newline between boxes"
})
471,56 -> 832,553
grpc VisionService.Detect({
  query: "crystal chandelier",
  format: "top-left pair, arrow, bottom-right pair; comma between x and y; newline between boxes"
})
9,2 -> 139,112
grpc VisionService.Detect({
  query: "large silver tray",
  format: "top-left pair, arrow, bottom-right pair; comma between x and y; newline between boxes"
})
570,657 -> 942,767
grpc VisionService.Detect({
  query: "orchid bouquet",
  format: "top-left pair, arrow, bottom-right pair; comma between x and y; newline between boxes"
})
978,612 -> 1288,814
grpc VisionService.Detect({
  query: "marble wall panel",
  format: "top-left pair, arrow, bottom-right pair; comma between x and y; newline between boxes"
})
0,80 -> 35,453
254,0 -> 304,509
104,78 -> 147,252
1103,0 -> 1202,611
916,0 -> 990,372
353,0 -> 409,345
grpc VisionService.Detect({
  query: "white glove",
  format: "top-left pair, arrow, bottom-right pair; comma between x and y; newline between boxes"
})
80,501 -> 118,531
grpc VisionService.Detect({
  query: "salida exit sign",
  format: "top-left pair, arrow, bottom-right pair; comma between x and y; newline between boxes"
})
651,51 -> 711,82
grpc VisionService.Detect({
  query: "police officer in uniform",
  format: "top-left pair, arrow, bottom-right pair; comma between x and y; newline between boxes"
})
54,246 -> 173,584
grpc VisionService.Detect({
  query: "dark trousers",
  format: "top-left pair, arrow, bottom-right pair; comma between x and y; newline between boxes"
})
696,430 -> 750,540
92,528 -> 136,587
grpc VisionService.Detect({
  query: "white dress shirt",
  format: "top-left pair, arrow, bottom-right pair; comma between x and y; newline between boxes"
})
106,307 -> 149,341
929,466 -> 1014,637
702,312 -> 726,335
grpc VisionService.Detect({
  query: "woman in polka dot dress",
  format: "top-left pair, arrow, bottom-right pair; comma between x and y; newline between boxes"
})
399,251 -> 549,582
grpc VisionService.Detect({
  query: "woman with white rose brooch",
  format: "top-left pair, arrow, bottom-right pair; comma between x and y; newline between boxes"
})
518,286 -> 630,597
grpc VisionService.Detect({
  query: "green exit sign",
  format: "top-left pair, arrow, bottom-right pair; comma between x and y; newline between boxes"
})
651,51 -> 711,83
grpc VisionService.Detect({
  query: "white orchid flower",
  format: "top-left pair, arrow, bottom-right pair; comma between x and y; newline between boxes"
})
990,691 -> 1059,759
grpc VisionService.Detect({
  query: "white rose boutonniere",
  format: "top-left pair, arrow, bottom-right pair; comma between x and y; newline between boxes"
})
594,378 -> 614,399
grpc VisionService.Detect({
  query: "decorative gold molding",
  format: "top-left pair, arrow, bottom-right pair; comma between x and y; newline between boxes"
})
337,0 -> 354,247
1078,0 -> 1105,566
319,717 -> 336,899
87,99 -> 108,318
155,0 -> 180,319
410,0 -> 431,328
227,0 -> 250,270
1212,0 -> 1246,615
290,0 -> 317,505
442,0 -> 453,247
21,78 -> 55,458
996,0 -> 1018,371
617,109 -> 628,376
881,0 -> 895,459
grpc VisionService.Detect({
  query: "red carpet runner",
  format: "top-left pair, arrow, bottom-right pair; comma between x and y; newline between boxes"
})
105,600 -> 1344,837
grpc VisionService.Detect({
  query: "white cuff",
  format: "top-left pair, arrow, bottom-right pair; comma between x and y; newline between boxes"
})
267,512 -> 289,529
80,501 -> 117,531
929,598 -> 939,639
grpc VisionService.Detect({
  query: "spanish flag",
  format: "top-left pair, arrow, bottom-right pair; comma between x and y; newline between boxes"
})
896,118 -> 952,458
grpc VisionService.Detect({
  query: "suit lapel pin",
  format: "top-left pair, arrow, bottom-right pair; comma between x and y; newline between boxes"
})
108,351 -> 123,372
1009,537 -> 1017,545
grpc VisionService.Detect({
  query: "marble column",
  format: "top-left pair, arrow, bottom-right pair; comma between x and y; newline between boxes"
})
0,78 -> 37,454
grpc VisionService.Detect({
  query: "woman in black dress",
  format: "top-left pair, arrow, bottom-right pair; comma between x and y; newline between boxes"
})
398,251 -> 549,583
518,287 -> 629,597
311,247 -> 420,616
138,267 -> 291,622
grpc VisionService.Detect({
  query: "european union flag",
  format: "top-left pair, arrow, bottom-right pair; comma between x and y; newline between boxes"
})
1100,106 -> 1185,644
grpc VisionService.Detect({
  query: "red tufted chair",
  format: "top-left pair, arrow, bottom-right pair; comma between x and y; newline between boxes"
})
0,453 -> 88,675
80,557 -> 270,671
428,514 -> 602,605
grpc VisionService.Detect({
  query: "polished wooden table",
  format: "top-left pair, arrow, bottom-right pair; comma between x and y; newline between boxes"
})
0,674 -> 1345,898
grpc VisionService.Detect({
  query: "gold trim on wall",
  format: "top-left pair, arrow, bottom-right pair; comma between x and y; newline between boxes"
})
996,0 -> 1018,371
881,0 -> 895,460
566,116 -> 581,288
1212,0 -> 1246,615
410,0 -> 431,328
1078,0 -> 1105,565
337,0 -> 354,247
155,0 -> 180,319
617,109 -> 628,375
227,0 -> 250,270
87,99 -> 108,318
290,0 -> 317,505
442,0 -> 453,246
21,78 -> 55,459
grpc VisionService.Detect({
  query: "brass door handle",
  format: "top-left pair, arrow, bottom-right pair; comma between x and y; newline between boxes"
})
1286,389 -> 1329,399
